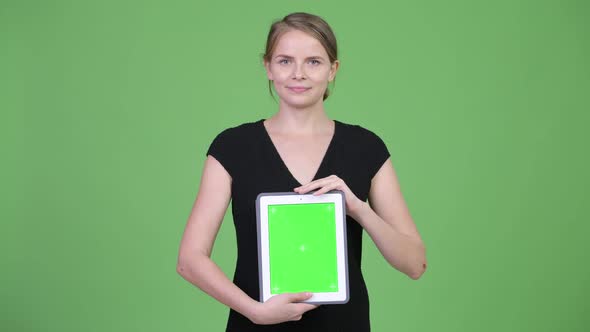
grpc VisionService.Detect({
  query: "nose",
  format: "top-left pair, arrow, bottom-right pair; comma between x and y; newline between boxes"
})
292,62 -> 306,79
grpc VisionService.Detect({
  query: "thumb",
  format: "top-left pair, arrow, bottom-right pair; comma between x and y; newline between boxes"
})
288,292 -> 313,302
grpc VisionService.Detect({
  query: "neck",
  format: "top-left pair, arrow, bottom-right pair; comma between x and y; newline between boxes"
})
267,102 -> 333,136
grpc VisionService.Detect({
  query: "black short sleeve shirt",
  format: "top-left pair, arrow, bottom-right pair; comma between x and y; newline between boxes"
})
206,118 -> 390,332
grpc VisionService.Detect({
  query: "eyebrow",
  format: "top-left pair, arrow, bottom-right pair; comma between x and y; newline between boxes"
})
274,54 -> 325,61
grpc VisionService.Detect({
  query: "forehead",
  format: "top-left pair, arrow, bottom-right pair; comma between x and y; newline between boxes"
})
273,29 -> 328,57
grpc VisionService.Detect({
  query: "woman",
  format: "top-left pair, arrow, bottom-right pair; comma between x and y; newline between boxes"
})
177,12 -> 427,331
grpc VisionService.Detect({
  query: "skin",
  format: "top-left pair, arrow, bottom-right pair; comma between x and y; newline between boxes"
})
176,29 -> 427,326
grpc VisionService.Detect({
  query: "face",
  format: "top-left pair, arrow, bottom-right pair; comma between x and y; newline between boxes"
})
264,29 -> 339,109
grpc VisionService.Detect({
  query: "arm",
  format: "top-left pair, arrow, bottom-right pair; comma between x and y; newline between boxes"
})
349,157 -> 427,280
176,156 -> 317,324
176,155 -> 259,321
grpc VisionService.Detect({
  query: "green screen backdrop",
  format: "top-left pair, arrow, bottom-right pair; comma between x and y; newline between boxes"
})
6,0 -> 589,331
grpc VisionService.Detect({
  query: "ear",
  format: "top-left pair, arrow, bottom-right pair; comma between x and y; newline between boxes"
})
328,60 -> 340,82
263,60 -> 273,81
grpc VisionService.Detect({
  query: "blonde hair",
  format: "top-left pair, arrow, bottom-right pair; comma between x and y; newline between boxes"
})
262,12 -> 338,101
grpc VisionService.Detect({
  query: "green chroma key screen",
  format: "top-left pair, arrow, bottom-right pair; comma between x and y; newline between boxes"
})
268,202 -> 338,294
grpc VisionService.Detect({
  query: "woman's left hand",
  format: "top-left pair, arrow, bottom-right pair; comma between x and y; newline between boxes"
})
293,175 -> 365,218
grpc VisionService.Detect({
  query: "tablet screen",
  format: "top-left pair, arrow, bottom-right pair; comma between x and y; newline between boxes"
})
268,202 -> 338,294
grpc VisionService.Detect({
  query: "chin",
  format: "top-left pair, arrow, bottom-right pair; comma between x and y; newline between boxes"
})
281,98 -> 320,109
279,95 -> 322,107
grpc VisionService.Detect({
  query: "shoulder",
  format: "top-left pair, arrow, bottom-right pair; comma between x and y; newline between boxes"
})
336,120 -> 385,144
336,120 -> 390,180
206,119 -> 261,157
210,119 -> 261,144
214,119 -> 260,137
206,120 -> 261,176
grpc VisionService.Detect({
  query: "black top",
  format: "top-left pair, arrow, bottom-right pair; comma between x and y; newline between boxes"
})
206,118 -> 390,332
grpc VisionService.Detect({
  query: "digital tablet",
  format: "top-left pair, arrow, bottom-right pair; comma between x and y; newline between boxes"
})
256,190 -> 349,305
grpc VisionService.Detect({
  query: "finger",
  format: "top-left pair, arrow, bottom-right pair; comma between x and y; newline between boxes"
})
305,181 -> 336,195
314,177 -> 346,195
295,178 -> 333,193
290,315 -> 303,321
288,292 -> 313,302
313,182 -> 340,196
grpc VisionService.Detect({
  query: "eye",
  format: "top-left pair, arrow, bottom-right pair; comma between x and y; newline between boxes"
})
310,59 -> 321,65
278,59 -> 290,65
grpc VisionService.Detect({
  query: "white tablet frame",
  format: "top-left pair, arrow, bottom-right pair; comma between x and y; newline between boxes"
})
255,189 -> 349,304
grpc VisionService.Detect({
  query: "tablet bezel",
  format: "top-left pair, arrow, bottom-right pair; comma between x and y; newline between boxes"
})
256,189 -> 349,305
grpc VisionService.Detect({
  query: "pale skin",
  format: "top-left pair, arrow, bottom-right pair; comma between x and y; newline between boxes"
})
176,29 -> 427,325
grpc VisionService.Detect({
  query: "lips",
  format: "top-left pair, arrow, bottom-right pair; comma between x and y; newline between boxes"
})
288,87 -> 310,93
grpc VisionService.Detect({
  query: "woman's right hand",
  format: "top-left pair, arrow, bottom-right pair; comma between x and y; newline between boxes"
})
249,292 -> 319,325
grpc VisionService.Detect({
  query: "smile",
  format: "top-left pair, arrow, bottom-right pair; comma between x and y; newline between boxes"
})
288,87 -> 311,93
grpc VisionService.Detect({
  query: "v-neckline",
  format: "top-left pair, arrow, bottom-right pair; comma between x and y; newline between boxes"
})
259,118 -> 338,187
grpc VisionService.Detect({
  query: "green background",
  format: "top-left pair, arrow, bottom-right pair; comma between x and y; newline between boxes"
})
5,0 -> 589,331
268,203 -> 338,294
